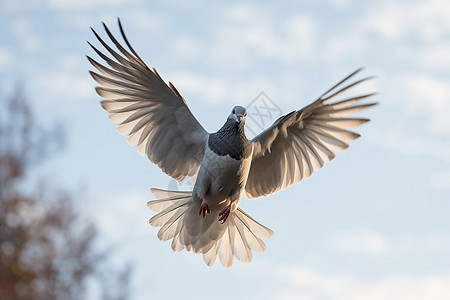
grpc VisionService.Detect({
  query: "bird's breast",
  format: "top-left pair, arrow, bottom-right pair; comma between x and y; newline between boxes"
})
197,144 -> 253,208
207,128 -> 252,160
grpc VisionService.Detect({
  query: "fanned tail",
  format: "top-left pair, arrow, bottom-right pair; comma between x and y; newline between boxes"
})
148,188 -> 274,267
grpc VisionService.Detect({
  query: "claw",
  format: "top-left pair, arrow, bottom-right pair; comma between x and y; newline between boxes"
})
218,202 -> 232,224
198,195 -> 211,219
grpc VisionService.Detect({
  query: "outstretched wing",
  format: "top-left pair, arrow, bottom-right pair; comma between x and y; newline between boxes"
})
245,69 -> 377,199
87,19 -> 208,181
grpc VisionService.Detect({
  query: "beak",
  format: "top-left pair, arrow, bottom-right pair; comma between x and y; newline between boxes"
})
236,114 -> 243,123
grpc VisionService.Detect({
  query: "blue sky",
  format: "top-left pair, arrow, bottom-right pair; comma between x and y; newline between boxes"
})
1,0 -> 450,299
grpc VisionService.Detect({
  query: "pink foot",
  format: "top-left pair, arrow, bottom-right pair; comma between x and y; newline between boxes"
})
218,202 -> 232,224
198,195 -> 211,219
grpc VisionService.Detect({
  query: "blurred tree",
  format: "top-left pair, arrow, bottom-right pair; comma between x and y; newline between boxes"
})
0,87 -> 131,300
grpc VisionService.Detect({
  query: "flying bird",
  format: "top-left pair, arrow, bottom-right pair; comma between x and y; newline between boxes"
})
87,19 -> 377,268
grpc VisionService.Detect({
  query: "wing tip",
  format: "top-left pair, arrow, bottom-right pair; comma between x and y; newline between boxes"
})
353,67 -> 364,76
99,100 -> 109,110
320,68 -> 377,102
94,86 -> 105,97
86,55 -> 96,66
89,70 -> 99,81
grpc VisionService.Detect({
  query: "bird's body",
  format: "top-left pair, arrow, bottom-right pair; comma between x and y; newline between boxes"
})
88,19 -> 377,267
194,141 -> 251,214
194,109 -> 253,221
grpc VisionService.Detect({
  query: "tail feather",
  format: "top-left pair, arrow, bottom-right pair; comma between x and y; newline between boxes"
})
149,198 -> 190,227
218,228 -> 233,267
157,205 -> 188,241
235,208 -> 274,239
229,217 -> 252,262
202,240 -> 219,266
148,188 -> 273,267
233,212 -> 266,252
148,188 -> 192,212
171,231 -> 184,252
150,188 -> 193,199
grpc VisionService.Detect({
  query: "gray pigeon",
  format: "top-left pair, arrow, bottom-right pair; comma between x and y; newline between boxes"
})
88,20 -> 377,267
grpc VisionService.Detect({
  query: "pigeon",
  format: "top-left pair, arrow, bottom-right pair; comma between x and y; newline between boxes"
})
87,19 -> 377,268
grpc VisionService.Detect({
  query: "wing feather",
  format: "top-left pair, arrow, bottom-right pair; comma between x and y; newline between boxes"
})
245,69 -> 376,199
88,19 -> 208,181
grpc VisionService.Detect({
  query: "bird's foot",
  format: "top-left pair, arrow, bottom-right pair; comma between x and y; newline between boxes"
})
218,202 -> 232,224
198,195 -> 211,219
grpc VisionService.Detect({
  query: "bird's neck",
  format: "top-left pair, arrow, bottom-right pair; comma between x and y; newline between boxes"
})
218,119 -> 247,141
207,119 -> 251,160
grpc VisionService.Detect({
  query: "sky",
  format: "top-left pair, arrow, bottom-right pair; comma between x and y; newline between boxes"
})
1,0 -> 450,299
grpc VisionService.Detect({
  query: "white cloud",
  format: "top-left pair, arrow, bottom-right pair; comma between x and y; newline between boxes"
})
397,73 -> 450,134
331,0 -> 352,8
328,229 -> 450,256
328,229 -> 388,255
171,36 -> 201,60
357,0 -> 450,73
416,43 -> 450,71
47,0 -> 126,10
208,4 -> 318,67
226,3 -> 260,23
59,12 -> 120,31
34,72 -> 92,101
322,31 -> 370,63
323,0 -> 450,71
168,71 -> 227,103
10,18 -> 41,52
361,0 -> 450,41
361,2 -> 406,40
367,72 -> 450,164
369,127 -> 450,162
430,171 -> 450,190
283,15 -> 317,61
0,47 -> 13,70
124,10 -> 164,32
399,73 -> 450,113
0,0 -> 40,12
273,266 -> 450,300
87,190 -> 150,243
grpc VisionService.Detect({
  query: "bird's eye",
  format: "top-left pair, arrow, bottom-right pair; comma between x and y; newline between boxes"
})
233,109 -> 235,114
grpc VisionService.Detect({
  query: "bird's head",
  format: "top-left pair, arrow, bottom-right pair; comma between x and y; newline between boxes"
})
228,105 -> 247,125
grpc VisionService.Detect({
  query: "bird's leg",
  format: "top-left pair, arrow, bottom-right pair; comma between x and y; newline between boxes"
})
219,190 -> 240,224
198,195 -> 211,219
218,199 -> 233,224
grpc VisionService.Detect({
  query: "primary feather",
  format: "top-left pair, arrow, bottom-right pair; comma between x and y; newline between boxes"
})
246,69 -> 377,199
88,20 -> 208,182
